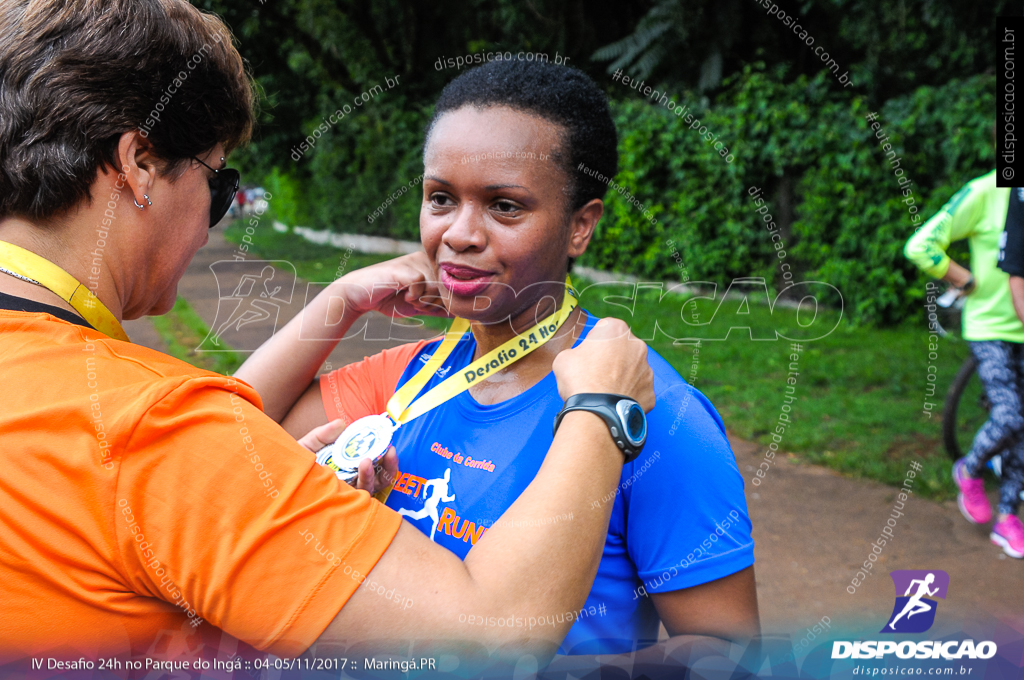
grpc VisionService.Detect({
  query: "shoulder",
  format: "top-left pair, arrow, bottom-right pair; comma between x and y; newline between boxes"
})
3,312 -> 256,400
383,338 -> 437,363
635,344 -> 733,465
93,334 -> 263,408
324,339 -> 436,387
645,344 -> 722,427
970,170 -> 997,190
939,171 -> 995,214
574,315 -> 726,441
961,170 -> 997,197
963,171 -> 1008,210
399,337 -> 446,367
319,339 -> 438,423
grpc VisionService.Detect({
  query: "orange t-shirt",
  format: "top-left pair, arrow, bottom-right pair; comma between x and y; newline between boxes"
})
319,340 -> 431,425
0,310 -> 402,662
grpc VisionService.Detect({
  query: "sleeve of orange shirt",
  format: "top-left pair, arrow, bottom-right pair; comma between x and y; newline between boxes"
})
319,340 -> 431,424
112,375 -> 402,656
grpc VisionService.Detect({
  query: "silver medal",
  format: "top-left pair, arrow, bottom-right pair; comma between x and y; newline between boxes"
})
315,414 -> 396,485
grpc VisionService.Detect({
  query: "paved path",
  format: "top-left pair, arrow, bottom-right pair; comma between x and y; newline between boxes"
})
129,229 -> 1022,638
129,227 -> 426,373
731,438 -> 1022,635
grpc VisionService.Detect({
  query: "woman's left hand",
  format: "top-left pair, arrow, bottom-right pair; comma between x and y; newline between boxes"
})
334,251 -> 451,319
297,419 -> 400,496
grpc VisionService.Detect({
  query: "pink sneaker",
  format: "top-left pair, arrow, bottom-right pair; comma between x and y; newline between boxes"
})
953,458 -> 992,524
991,516 -> 1024,558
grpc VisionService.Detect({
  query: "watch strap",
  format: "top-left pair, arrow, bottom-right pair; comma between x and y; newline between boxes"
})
553,393 -> 645,463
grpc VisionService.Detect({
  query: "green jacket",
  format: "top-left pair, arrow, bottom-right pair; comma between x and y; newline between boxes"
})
904,170 -> 1024,342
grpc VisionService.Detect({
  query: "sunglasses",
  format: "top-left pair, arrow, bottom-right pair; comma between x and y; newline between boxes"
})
192,156 -> 241,228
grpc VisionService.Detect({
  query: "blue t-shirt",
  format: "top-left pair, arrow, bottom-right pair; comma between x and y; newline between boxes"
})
384,312 -> 754,655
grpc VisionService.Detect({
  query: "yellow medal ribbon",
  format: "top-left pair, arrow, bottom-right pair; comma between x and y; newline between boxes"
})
385,276 -> 578,425
0,241 -> 130,342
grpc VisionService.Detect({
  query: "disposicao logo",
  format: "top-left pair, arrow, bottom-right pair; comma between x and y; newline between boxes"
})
881,569 -> 948,633
831,570 -> 997,661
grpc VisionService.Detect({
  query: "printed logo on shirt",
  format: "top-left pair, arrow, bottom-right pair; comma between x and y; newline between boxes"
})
431,441 -> 495,472
436,506 -> 488,544
417,352 -> 452,378
392,467 -> 490,546
396,468 -> 456,542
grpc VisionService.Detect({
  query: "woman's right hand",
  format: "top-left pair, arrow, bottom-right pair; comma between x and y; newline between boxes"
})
331,251 -> 452,319
552,317 -> 655,412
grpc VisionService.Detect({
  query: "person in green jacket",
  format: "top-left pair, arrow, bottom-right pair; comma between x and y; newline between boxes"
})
904,170 -> 1024,558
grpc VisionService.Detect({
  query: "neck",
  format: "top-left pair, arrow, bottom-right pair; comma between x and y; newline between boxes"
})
469,287 -> 584,364
0,211 -> 126,323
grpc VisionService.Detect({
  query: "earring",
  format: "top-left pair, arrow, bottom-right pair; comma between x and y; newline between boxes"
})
144,194 -> 152,206
134,198 -> 145,209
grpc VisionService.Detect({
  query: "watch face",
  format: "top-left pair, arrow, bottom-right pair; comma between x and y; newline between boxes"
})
616,400 -> 647,445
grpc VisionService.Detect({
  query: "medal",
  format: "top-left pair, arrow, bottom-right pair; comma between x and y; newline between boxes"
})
316,413 -> 396,485
317,277 -> 579,496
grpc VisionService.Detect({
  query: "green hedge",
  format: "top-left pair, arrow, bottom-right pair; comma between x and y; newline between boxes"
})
246,65 -> 995,326
590,66 -> 994,325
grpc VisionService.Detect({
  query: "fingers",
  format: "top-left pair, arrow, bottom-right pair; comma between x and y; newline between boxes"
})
588,316 -> 632,341
355,458 -> 376,491
379,446 -> 399,487
552,318 -> 655,409
354,447 -> 399,495
297,418 -> 347,454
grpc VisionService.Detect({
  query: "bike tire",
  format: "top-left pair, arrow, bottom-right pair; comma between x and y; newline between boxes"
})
942,355 -> 980,461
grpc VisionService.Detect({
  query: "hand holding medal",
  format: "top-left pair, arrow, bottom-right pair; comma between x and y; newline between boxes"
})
298,419 -> 399,502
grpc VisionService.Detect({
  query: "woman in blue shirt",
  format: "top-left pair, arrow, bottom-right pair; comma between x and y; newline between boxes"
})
237,57 -> 758,656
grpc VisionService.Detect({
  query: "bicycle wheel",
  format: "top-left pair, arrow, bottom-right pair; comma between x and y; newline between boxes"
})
942,355 -> 990,461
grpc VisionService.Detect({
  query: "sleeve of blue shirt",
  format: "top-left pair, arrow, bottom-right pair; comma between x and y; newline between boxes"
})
624,378 -> 755,594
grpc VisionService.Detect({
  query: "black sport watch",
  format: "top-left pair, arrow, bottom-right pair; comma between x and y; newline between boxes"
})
553,393 -> 648,463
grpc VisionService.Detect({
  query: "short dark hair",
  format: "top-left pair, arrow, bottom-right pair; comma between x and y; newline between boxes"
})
426,58 -> 618,213
0,0 -> 255,220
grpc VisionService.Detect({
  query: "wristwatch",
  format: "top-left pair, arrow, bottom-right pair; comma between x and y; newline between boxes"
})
553,393 -> 648,463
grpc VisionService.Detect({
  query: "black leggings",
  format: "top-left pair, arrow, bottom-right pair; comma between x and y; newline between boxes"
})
964,341 -> 1024,515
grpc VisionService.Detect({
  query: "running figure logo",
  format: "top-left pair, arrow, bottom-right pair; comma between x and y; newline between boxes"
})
201,260 -> 295,351
398,468 -> 455,542
881,570 -> 949,633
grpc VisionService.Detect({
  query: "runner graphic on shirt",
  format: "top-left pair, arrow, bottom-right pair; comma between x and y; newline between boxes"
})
398,468 -> 455,541
888,573 -> 939,630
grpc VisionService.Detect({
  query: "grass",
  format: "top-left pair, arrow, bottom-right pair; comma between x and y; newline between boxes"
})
224,220 -> 395,281
150,296 -> 244,375
223,219 -> 972,500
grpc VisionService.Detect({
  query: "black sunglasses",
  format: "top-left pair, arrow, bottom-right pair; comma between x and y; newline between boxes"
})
192,156 -> 241,228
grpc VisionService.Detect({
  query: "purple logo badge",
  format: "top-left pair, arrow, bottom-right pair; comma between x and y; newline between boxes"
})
881,570 -> 949,633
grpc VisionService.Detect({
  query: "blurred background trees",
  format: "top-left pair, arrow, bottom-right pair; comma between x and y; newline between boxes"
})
193,0 -> 1013,324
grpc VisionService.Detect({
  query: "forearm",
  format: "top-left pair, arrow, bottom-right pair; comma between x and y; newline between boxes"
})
461,412 -> 624,633
321,413 -> 626,659
1010,277 -> 1024,326
235,281 -> 364,421
904,211 -> 954,279
941,260 -> 972,289
547,634 -> 733,670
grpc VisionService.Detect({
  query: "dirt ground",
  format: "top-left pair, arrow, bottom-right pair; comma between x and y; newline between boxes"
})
125,229 -> 1024,641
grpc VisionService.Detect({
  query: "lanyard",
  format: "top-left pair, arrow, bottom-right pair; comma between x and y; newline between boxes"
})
385,277 -> 578,425
0,241 -> 130,342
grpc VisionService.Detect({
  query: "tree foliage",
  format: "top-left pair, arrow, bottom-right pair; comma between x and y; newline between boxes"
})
191,0 -> 1007,324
